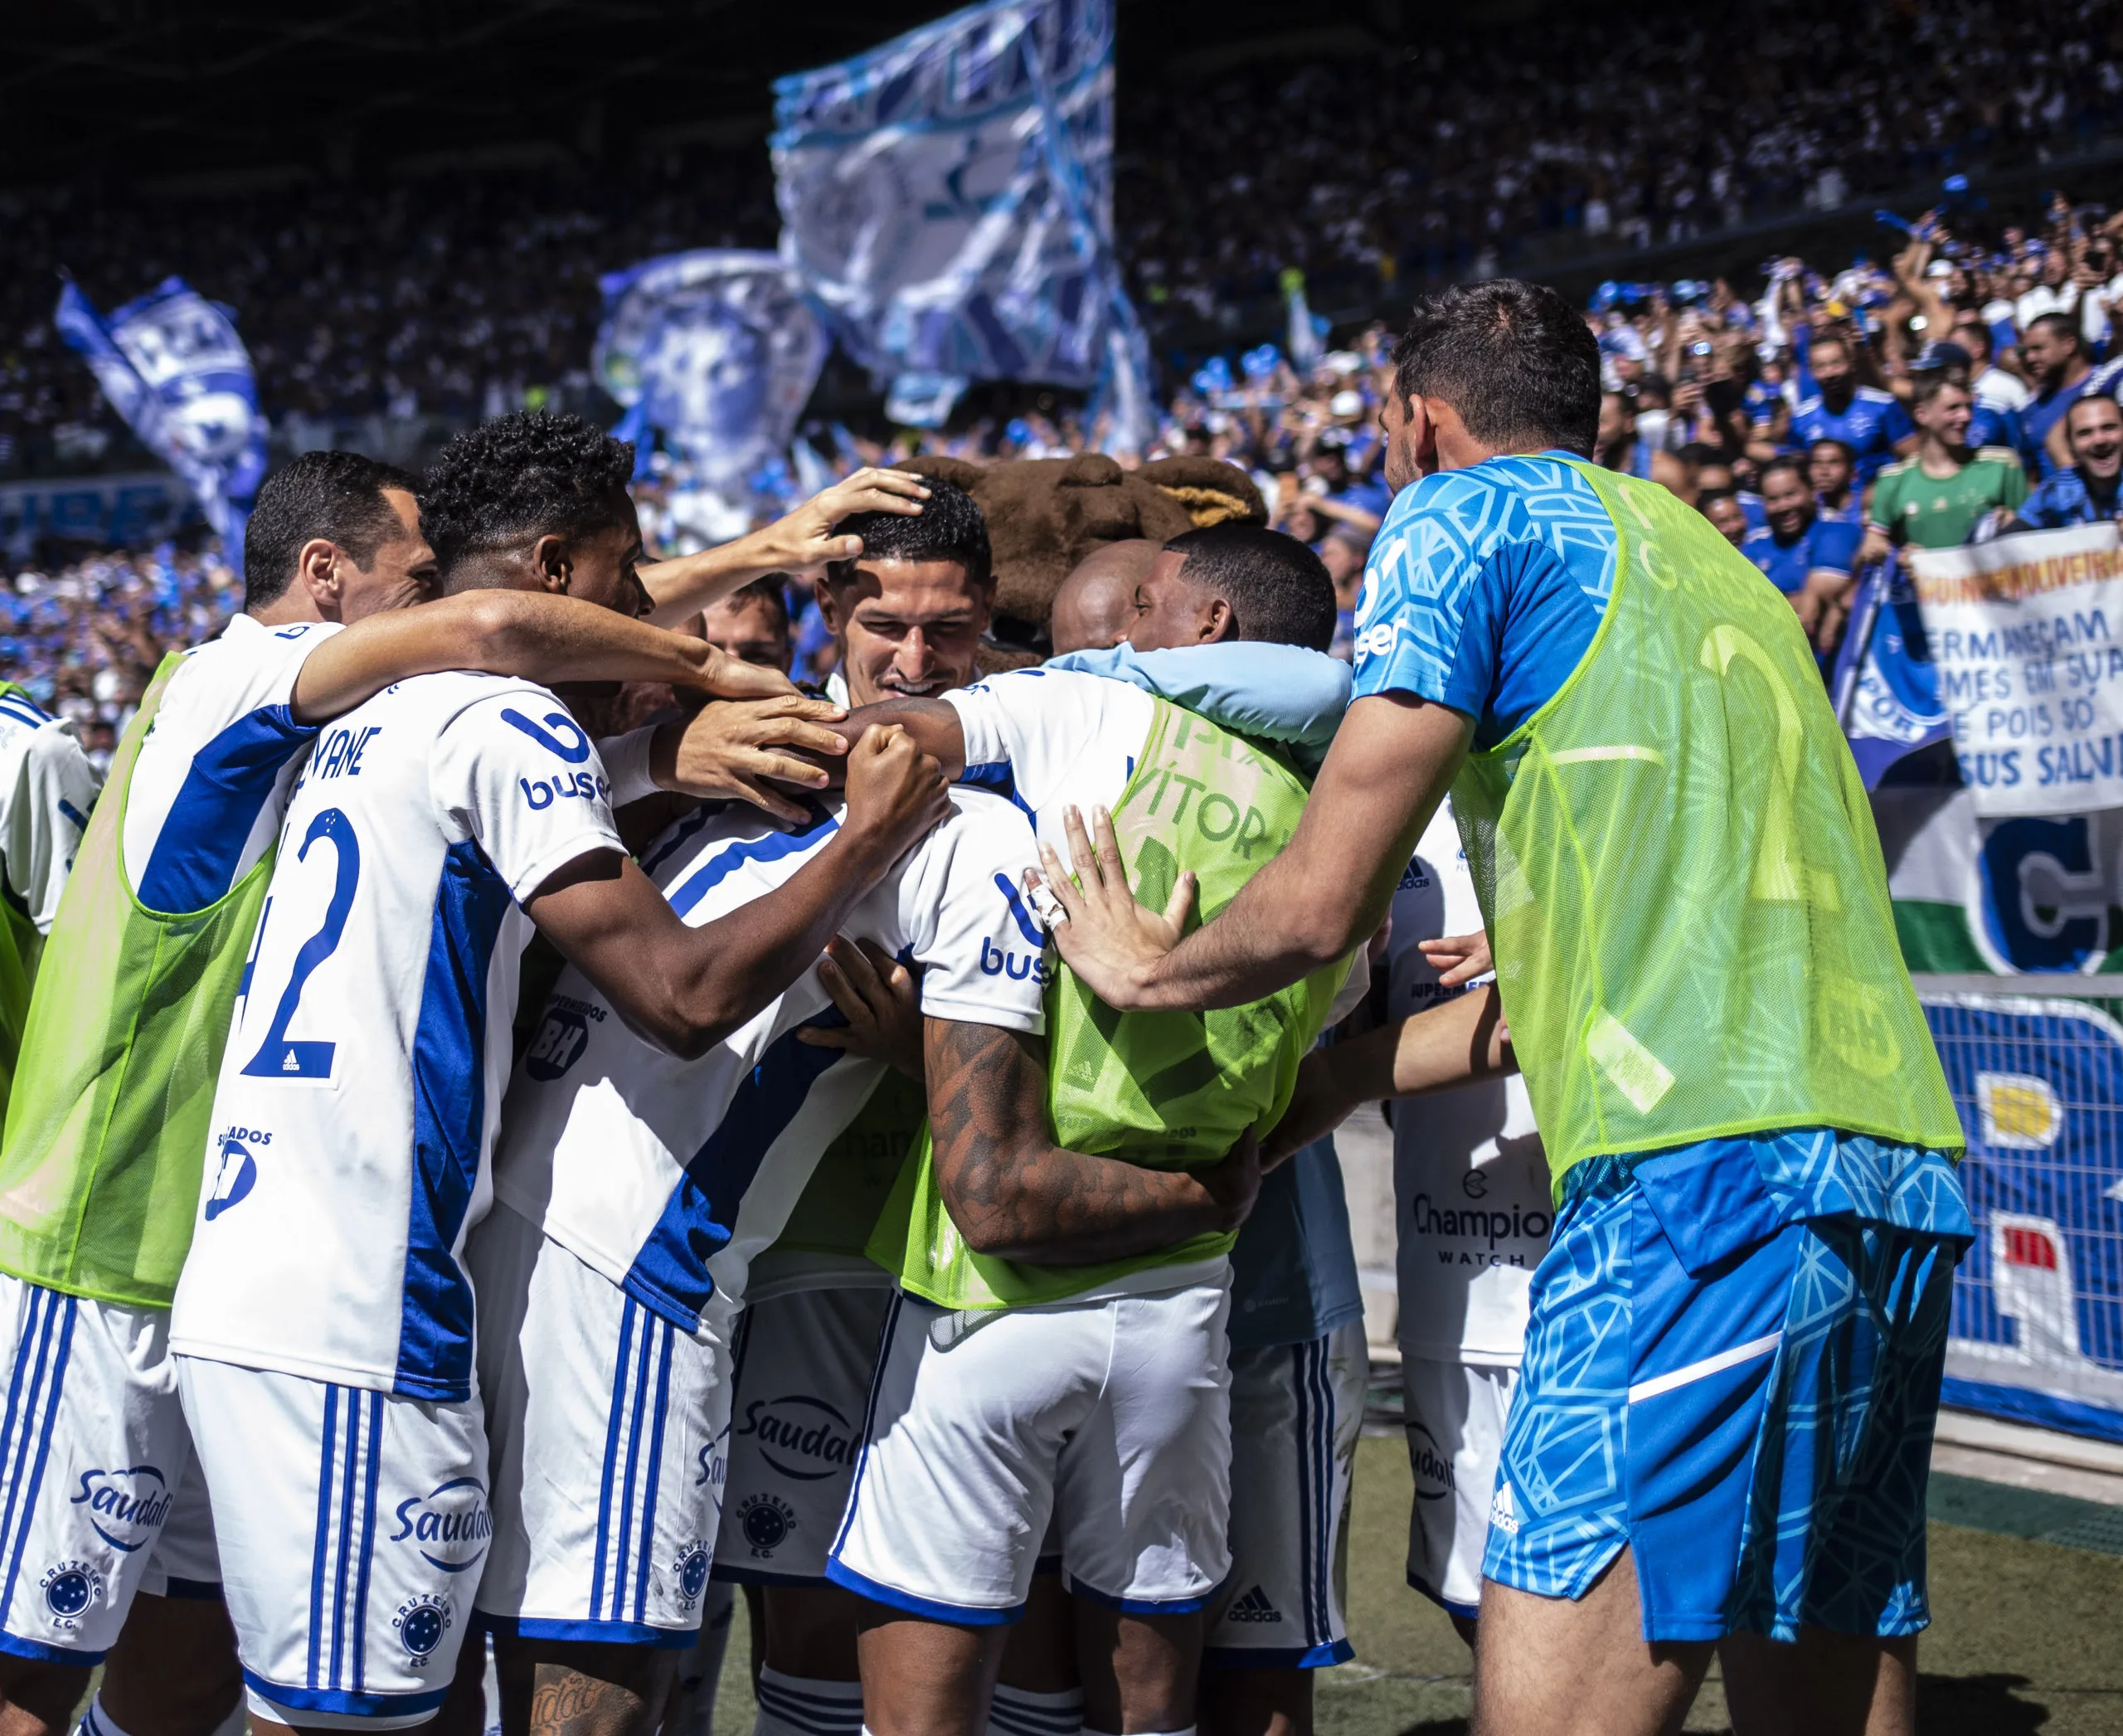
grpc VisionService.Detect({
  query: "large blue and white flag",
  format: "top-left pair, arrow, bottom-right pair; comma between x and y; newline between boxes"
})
773,0 -> 1150,447
54,277 -> 266,564
593,250 -> 828,493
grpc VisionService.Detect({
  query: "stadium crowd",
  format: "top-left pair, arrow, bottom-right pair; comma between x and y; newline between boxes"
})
4,0 -> 2121,475
12,180 -> 2123,719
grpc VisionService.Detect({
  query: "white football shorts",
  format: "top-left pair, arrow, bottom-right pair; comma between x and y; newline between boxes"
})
1205,1317 -> 1367,1667
1401,1355 -> 1518,1619
0,1275 -> 220,1663
469,1203 -> 733,1648
176,1354 -> 488,1729
712,1285 -> 892,1588
828,1277 -> 1233,1623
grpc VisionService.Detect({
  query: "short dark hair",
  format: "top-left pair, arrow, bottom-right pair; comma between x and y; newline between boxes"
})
1759,455 -> 1809,491
826,475 -> 991,588
726,575 -> 793,628
2028,311 -> 2084,351
1810,331 -> 1853,362
243,450 -> 417,612
1807,437 -> 1855,462
420,411 -> 635,576
2068,391 -> 2121,431
1166,523 -> 1335,652
1910,372 -> 1970,413
1392,280 -> 1601,456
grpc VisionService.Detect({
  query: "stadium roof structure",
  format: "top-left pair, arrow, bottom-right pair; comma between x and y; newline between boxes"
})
0,0 -> 1476,194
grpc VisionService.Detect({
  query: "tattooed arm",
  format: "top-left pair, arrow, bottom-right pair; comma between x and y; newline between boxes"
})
923,1018 -> 1260,1263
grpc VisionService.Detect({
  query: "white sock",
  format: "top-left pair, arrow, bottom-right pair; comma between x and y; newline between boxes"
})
666,1582 -> 736,1736
988,1683 -> 1086,1736
78,1696 -> 142,1736
760,1668 -> 864,1736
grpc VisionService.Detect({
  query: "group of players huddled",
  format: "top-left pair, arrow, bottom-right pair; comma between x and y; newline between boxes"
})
0,279 -> 1973,1736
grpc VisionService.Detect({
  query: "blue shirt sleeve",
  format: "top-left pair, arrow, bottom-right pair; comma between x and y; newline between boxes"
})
1042,643 -> 1352,765
1808,518 -> 1861,578
1350,469 -> 1505,712
1879,396 -> 1915,447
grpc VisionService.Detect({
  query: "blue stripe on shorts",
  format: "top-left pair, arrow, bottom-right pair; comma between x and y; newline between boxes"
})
1483,1135 -> 1968,1643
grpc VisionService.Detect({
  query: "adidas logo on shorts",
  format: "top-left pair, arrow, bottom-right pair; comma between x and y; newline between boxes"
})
1227,1584 -> 1283,1623
1489,1482 -> 1521,1536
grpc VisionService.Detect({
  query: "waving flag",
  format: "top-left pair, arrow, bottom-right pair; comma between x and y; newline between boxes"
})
593,250 -> 828,493
1832,555 -> 1953,787
54,277 -> 266,565
773,0 -> 1149,446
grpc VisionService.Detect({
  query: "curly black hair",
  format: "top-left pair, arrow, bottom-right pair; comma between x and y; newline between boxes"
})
419,411 -> 635,576
825,475 -> 992,588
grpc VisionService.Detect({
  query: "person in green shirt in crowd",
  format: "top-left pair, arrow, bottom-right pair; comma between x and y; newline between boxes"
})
1861,373 -> 2028,559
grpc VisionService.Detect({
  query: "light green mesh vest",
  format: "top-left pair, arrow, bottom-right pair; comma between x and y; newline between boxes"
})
770,1067 -> 928,1263
868,696 -> 1349,1310
0,684 -> 47,1126
1451,460 -> 1962,1194
0,654 -> 279,1308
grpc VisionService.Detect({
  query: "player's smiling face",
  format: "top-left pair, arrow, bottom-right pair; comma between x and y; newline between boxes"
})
1129,549 -> 1230,652
819,556 -> 990,705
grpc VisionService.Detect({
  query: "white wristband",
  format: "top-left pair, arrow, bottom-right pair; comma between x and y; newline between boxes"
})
598,725 -> 660,806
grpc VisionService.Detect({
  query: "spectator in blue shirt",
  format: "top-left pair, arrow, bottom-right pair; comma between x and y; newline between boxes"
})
2008,392 -> 2123,529
1742,454 -> 1863,651
2020,313 -> 2109,478
1787,332 -> 1915,481
1807,437 -> 1861,523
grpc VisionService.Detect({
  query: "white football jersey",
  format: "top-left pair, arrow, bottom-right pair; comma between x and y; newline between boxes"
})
0,691 -> 100,934
1387,800 -> 1551,1367
170,672 -> 624,1401
945,668 -> 1154,851
488,787 -> 1048,1335
123,615 -> 341,912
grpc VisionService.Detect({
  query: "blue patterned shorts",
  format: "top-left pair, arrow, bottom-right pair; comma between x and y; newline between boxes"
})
1482,1135 -> 1969,1642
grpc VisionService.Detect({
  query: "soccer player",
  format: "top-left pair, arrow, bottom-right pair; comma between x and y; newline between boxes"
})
1042,280 -> 1970,1736
1385,804 -> 1547,1649
163,415 -> 950,1733
1862,375 -> 2028,557
0,446 -> 796,1736
699,578 -> 795,671
2007,393 -> 2123,529
823,526 -> 1355,1736
0,683 -> 100,1117
1741,456 -> 1863,650
1049,542 -> 1161,656
1787,330 -> 1915,483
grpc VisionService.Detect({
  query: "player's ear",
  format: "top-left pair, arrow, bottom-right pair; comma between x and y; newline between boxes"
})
1202,595 -> 1236,644
531,533 -> 571,595
295,537 -> 342,612
812,573 -> 842,635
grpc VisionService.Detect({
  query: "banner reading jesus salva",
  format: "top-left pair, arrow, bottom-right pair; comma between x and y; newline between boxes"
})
1908,522 -> 2123,815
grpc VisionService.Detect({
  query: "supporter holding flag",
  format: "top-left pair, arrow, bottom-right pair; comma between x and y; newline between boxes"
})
1742,455 -> 1862,651
2004,392 -> 2123,529
1861,373 -> 2028,557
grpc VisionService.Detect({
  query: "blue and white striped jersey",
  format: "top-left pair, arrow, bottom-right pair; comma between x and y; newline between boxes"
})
170,671 -> 624,1402
121,615 -> 341,913
0,688 -> 100,935
488,787 -> 1048,1336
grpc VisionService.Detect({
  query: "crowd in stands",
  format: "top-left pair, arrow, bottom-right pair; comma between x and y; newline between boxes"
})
10,180 -> 2123,722
4,0 -> 2121,477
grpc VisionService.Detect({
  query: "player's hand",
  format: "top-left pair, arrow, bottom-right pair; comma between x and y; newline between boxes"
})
1419,930 -> 1493,987
1200,1125 -> 1264,1232
798,936 -> 925,1081
746,468 -> 931,575
840,724 -> 950,865
1027,805 -> 1195,1011
652,696 -> 850,827
1262,1053 -> 1353,1168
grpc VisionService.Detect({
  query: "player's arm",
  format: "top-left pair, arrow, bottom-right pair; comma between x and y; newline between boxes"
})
7,723 -> 103,930
923,1017 -> 1261,1263
670,695 -> 969,793
525,727 -> 951,1059
1263,985 -> 1514,1162
638,469 -> 931,628
1037,693 -> 1473,1011
289,591 -> 787,725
